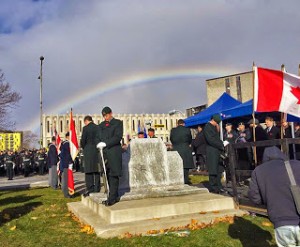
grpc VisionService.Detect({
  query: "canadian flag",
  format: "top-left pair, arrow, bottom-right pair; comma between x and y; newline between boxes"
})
254,67 -> 300,117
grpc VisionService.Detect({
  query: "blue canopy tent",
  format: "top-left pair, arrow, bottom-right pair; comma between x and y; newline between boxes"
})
184,92 -> 241,127
221,99 -> 300,122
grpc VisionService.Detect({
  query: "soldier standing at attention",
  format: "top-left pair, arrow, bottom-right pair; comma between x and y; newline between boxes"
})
5,150 -> 15,180
81,115 -> 100,197
170,119 -> 194,184
97,107 -> 123,206
203,114 -> 226,194
47,137 -> 59,189
60,132 -> 74,198
22,150 -> 31,177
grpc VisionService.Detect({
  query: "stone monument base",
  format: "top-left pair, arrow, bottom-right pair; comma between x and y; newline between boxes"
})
68,190 -> 246,238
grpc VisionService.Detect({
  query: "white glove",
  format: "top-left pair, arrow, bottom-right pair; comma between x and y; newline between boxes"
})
97,142 -> 106,149
68,164 -> 73,170
223,140 -> 230,147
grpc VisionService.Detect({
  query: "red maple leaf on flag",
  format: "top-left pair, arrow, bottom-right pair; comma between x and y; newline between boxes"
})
290,86 -> 300,104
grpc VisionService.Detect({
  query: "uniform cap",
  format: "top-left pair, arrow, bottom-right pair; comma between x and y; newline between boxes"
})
212,114 -> 221,124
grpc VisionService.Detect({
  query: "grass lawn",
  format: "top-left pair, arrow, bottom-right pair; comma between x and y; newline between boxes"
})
0,177 -> 277,247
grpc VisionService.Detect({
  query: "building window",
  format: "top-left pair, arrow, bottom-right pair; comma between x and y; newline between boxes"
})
79,120 -> 82,130
236,76 -> 242,102
132,120 -> 135,131
165,119 -> 168,130
225,78 -> 230,94
47,120 -> 50,133
60,120 -> 63,133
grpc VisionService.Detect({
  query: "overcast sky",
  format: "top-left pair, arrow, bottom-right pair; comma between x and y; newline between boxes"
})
0,0 -> 300,132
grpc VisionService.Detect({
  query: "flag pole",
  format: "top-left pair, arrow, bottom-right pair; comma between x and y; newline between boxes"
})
280,65 -> 285,143
252,62 -> 257,166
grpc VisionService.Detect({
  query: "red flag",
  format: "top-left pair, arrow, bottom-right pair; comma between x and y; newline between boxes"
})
69,109 -> 79,161
254,67 -> 300,117
68,109 -> 78,195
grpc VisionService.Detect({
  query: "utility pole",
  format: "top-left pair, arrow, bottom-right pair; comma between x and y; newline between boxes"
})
39,56 -> 44,148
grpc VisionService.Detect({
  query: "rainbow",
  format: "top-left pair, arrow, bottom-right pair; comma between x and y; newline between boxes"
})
23,65 -> 241,132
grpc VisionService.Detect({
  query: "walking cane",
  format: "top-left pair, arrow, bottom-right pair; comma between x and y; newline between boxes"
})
98,147 -> 110,196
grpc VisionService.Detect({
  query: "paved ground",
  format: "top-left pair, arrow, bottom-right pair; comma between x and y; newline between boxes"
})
0,171 -> 86,193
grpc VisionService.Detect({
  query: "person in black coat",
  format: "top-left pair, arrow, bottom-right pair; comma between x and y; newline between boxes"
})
96,107 -> 123,206
203,114 -> 225,193
223,123 -> 238,144
265,116 -> 280,140
60,132 -> 74,198
248,118 -> 268,164
192,125 -> 206,171
80,115 -> 100,197
170,119 -> 194,184
47,137 -> 58,189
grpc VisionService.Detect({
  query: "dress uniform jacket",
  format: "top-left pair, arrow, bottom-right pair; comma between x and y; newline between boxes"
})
203,122 -> 224,175
97,118 -> 123,177
47,143 -> 58,168
80,122 -> 99,173
170,125 -> 194,169
59,141 -> 73,171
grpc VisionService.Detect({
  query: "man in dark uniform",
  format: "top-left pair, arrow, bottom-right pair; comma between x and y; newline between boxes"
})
203,114 -> 225,193
60,132 -> 74,198
248,118 -> 268,164
80,115 -> 100,197
5,150 -> 15,180
170,119 -> 194,184
37,149 -> 47,175
97,106 -> 123,206
223,123 -> 238,144
265,116 -> 280,140
192,125 -> 207,171
22,150 -> 31,177
47,137 -> 59,189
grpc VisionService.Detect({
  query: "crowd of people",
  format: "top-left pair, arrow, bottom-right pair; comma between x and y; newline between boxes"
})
0,148 -> 81,180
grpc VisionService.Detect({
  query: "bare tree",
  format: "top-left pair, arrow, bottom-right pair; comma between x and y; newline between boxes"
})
22,131 -> 39,149
0,70 -> 22,130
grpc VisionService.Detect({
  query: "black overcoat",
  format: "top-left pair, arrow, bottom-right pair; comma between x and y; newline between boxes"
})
80,122 -> 99,173
170,125 -> 194,169
97,118 -> 123,177
203,122 -> 224,175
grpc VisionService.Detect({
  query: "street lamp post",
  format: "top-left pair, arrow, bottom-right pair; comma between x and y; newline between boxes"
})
168,109 -> 184,116
39,56 -> 44,148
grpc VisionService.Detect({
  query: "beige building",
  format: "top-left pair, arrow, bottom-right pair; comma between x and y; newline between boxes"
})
42,113 -> 185,147
0,132 -> 22,151
206,71 -> 253,105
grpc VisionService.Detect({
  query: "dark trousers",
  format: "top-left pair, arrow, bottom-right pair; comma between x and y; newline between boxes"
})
108,176 -> 119,202
85,172 -> 100,193
39,161 -> 44,175
196,154 -> 207,170
184,168 -> 190,184
61,168 -> 69,198
209,172 -> 223,193
6,163 -> 14,180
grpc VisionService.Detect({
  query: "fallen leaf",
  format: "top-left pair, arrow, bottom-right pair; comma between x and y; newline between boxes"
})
262,221 -> 272,227
31,217 -> 38,220
64,213 -> 71,217
10,225 -> 16,231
